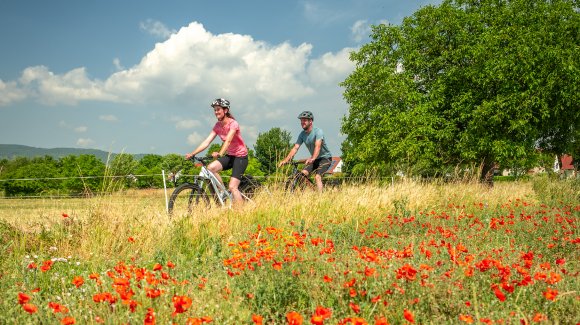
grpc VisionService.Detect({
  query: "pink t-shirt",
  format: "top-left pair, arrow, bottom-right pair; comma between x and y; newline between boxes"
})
212,119 -> 248,157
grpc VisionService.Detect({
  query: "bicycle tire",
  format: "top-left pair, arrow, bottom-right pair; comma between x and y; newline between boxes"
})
168,183 -> 210,216
284,172 -> 312,192
239,175 -> 261,199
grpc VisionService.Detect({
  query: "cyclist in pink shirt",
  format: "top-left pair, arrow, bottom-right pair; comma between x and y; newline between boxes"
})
186,98 -> 248,204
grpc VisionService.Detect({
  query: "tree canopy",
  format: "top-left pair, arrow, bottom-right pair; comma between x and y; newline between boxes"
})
254,127 -> 292,174
340,0 -> 579,182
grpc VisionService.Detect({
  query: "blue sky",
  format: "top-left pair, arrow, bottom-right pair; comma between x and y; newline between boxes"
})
0,0 -> 440,158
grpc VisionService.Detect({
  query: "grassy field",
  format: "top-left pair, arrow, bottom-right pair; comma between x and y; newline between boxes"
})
0,177 -> 578,324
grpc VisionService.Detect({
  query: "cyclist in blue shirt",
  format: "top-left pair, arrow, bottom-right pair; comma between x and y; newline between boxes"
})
278,111 -> 332,191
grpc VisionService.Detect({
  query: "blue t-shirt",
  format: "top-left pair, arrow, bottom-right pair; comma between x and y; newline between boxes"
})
296,127 -> 332,159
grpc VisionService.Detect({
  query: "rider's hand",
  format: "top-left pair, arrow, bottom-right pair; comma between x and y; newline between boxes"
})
305,157 -> 315,165
185,153 -> 194,160
278,160 -> 287,167
211,151 -> 220,159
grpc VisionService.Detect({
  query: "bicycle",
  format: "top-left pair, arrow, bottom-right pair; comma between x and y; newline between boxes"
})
168,156 -> 260,215
282,159 -> 342,192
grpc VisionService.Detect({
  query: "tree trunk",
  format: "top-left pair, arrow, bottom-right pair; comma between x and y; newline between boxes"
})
480,158 -> 495,187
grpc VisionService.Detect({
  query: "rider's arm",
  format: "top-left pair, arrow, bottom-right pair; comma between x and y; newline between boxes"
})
186,131 -> 217,158
278,143 -> 300,167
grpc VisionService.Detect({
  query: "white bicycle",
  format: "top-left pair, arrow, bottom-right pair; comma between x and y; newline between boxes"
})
168,156 -> 260,215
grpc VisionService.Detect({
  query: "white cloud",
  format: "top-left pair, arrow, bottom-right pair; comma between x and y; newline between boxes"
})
175,119 -> 201,130
0,79 -> 28,106
99,115 -> 118,122
187,132 -> 204,145
350,19 -> 389,43
74,126 -> 88,133
140,19 -> 176,39
113,58 -> 124,71
76,138 -> 95,147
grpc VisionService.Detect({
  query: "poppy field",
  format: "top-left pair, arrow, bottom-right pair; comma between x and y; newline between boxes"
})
0,177 -> 578,324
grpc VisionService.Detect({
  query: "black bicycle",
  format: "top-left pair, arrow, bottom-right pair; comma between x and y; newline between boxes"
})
168,157 -> 261,215
282,160 -> 341,192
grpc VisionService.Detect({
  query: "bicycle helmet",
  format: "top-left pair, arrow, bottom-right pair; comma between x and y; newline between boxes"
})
211,98 -> 230,109
297,110 -> 314,120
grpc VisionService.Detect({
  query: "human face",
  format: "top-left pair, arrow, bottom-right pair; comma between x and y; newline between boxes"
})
213,106 -> 226,121
300,118 -> 312,131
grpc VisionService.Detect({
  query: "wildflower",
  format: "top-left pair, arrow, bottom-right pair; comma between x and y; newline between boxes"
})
167,260 -> 176,268
492,285 -> 506,302
272,261 -> 283,270
153,263 -> 163,271
172,295 -> 192,315
61,316 -> 75,324
18,292 -> 30,305
62,213 -> 69,218
144,308 -> 156,325
323,275 -> 333,283
311,306 -> 332,325
403,309 -> 414,323
350,302 -> 361,314
48,302 -> 69,313
287,311 -> 303,325
146,288 -> 164,298
543,288 -> 558,301
459,314 -> 474,323
27,262 -> 37,269
22,303 -> 38,314
374,317 -> 389,325
72,276 -> 84,288
128,237 -> 135,243
40,260 -> 53,272
532,313 -> 547,322
252,314 -> 264,325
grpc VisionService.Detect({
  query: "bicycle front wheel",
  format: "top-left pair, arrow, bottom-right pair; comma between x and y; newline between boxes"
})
284,173 -> 311,193
168,183 -> 210,216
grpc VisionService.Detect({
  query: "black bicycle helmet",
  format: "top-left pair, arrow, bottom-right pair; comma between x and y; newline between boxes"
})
297,110 -> 314,120
211,98 -> 230,109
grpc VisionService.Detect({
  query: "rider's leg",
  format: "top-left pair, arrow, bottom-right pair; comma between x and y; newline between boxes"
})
314,174 -> 323,192
228,177 -> 242,203
208,160 -> 224,185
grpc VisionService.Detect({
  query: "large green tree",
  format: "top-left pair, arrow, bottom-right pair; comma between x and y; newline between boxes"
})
341,0 -> 579,182
254,127 -> 292,174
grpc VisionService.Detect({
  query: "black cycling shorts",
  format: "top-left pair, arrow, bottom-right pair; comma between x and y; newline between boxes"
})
217,155 -> 248,180
303,157 -> 332,176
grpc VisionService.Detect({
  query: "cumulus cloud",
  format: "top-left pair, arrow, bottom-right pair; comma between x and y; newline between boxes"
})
187,132 -> 204,145
350,19 -> 389,43
0,79 -> 27,106
76,138 -> 95,147
74,126 -> 88,133
140,19 -> 176,39
175,119 -> 201,130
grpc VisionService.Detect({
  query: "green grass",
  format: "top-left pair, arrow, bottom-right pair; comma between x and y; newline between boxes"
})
0,180 -> 578,324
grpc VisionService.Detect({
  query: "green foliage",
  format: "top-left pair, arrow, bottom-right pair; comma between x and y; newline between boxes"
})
134,154 -> 164,189
254,127 -> 292,174
60,154 -> 106,195
0,156 -> 60,196
341,0 -> 580,181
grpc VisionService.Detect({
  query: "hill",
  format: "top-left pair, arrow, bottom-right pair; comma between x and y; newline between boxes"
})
0,144 -> 147,162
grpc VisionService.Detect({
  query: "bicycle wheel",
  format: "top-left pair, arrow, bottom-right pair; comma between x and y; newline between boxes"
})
239,175 -> 261,199
168,183 -> 210,216
284,172 -> 312,192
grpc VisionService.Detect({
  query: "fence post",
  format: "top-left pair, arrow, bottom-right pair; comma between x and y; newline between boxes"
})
162,170 -> 168,213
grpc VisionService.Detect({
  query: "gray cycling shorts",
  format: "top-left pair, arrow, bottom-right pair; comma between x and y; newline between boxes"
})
303,157 -> 331,176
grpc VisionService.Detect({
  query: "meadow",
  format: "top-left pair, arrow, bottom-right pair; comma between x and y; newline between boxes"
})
0,177 -> 578,324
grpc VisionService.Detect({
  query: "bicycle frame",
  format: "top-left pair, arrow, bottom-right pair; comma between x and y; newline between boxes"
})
192,158 -> 232,206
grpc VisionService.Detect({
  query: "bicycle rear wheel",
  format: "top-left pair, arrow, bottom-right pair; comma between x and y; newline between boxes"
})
168,183 -> 210,216
239,175 -> 261,199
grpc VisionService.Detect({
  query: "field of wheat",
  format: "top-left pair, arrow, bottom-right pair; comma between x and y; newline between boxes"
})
0,178 -> 578,324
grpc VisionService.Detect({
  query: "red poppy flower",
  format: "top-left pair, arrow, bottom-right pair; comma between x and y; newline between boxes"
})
72,276 -> 84,288
403,309 -> 414,323
60,316 -> 75,325
252,314 -> 263,325
543,288 -> 558,301
172,295 -> 192,315
48,301 -> 69,313
22,303 -> 38,314
18,292 -> 30,305
144,308 -> 155,325
287,311 -> 303,325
